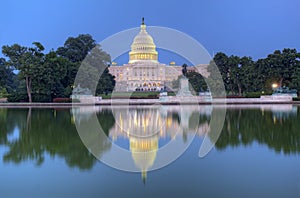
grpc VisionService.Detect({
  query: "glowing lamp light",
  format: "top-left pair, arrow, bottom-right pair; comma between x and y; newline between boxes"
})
272,83 -> 278,89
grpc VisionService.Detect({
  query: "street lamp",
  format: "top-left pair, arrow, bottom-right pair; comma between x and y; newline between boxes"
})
272,83 -> 278,89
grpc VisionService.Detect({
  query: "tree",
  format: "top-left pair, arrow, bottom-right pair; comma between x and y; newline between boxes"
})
200,59 -> 226,98
0,87 -> 8,98
2,34 -> 114,102
0,58 -> 17,94
0,58 -> 8,97
33,51 -> 69,101
213,53 -> 243,95
291,67 -> 300,92
57,34 -> 96,63
75,45 -> 113,95
2,42 -> 45,102
239,56 -> 255,93
96,67 -> 116,95
0,58 -> 8,87
186,71 -> 207,93
57,34 -> 99,96
265,49 -> 299,87
213,49 -> 300,95
254,58 -> 269,92
227,55 -> 241,95
213,53 -> 231,93
171,70 -> 207,95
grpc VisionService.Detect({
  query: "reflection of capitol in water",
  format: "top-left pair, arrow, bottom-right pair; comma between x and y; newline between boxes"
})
71,105 -> 212,182
130,136 -> 158,183
110,107 -> 180,139
72,104 -> 298,182
110,107 -> 180,182
108,106 -> 211,182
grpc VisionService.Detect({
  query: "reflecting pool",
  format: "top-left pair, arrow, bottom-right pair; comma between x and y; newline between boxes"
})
0,105 -> 299,197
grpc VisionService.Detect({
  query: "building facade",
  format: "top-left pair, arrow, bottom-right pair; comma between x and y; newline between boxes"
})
108,19 -> 208,92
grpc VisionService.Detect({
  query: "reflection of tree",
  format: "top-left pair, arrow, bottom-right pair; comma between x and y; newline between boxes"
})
1,108 -> 114,170
215,108 -> 300,154
75,109 -> 113,159
0,108 -> 8,144
189,112 -> 209,129
0,108 -> 28,144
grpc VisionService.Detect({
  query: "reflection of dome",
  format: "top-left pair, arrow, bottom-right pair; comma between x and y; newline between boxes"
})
130,136 -> 158,183
129,18 -> 158,63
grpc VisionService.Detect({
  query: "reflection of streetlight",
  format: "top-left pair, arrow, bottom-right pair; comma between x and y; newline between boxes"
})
272,83 -> 278,89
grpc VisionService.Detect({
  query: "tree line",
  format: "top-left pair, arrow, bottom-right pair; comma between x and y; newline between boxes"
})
212,49 -> 300,96
1,33 -> 299,101
173,49 -> 300,97
0,34 -> 115,102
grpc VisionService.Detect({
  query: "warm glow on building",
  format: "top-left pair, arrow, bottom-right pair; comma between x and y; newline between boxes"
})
108,18 -> 209,92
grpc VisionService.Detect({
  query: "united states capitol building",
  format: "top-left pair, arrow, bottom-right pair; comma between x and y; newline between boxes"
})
108,19 -> 208,92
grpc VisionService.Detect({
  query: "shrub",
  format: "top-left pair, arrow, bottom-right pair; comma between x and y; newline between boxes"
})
0,87 -> 8,98
226,95 -> 245,98
101,92 -> 160,99
32,94 -> 51,102
7,92 -> 28,102
245,92 -> 261,98
53,98 -> 72,103
245,91 -> 273,98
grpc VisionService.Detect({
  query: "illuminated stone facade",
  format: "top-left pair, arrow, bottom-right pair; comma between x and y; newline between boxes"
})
108,19 -> 208,92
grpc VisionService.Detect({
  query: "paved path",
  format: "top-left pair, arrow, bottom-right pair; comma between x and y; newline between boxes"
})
0,97 -> 299,107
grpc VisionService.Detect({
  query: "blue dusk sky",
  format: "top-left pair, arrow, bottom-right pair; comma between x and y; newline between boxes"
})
1,0 -> 300,64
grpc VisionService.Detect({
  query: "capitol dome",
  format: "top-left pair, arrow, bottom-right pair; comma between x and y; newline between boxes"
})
129,18 -> 158,63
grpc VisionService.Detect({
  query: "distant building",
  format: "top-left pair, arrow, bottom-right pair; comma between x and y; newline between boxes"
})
108,19 -> 208,92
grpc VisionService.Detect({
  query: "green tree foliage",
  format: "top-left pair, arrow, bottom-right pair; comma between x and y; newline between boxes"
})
57,34 -> 96,63
1,34 -> 115,102
239,56 -> 255,92
213,53 -> 244,95
213,49 -> 300,96
2,42 -> 45,102
0,58 -> 8,87
32,51 -> 69,101
57,34 -> 115,96
206,60 -> 226,98
0,58 -> 9,97
96,67 -> 116,95
213,52 -> 231,92
0,87 -> 8,98
57,34 -> 97,96
186,71 -> 207,93
266,49 -> 298,86
172,70 -> 207,94
75,45 -> 113,94
291,67 -> 300,92
0,58 -> 18,93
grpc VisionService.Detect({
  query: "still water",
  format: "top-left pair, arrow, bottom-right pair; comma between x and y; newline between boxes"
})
0,105 -> 300,198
